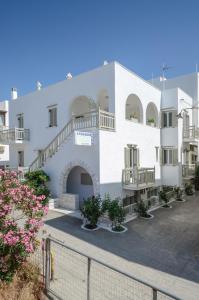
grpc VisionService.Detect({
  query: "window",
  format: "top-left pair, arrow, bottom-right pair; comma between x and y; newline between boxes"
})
18,151 -> 24,167
81,173 -> 92,185
162,110 -> 177,128
17,114 -> 24,128
0,112 -> 6,127
161,148 -> 178,165
124,145 -> 139,168
48,106 -> 57,127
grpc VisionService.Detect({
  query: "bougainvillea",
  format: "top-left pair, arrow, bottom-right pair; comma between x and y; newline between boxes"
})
0,170 -> 48,282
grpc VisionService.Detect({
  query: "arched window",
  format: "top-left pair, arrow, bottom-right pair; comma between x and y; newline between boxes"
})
146,102 -> 158,127
125,94 -> 143,123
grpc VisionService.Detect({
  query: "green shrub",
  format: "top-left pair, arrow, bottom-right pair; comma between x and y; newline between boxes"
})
159,190 -> 170,207
107,199 -> 126,231
136,200 -> 151,218
174,186 -> 183,201
24,170 -> 50,205
81,196 -> 102,229
185,183 -> 194,196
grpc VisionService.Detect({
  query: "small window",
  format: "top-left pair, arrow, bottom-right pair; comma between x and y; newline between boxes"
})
18,151 -> 24,167
0,112 -> 6,127
162,111 -> 175,128
162,148 -> 178,165
17,114 -> 24,128
81,173 -> 92,185
49,107 -> 57,127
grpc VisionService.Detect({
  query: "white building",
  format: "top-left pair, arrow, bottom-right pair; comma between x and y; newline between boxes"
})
0,100 -> 9,168
0,62 -> 198,208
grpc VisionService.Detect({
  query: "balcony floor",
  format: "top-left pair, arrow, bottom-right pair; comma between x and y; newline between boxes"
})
123,182 -> 155,190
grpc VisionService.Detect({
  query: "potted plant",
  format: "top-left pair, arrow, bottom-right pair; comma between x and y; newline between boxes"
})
174,186 -> 184,202
136,200 -> 153,219
80,196 -> 102,230
159,190 -> 171,208
147,118 -> 155,127
107,199 -> 127,232
184,183 -> 194,196
130,113 -> 138,123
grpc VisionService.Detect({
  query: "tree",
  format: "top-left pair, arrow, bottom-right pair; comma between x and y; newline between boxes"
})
0,170 -> 48,282
80,196 -> 102,229
108,199 -> 126,231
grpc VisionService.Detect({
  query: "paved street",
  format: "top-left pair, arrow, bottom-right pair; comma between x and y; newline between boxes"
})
43,193 -> 199,300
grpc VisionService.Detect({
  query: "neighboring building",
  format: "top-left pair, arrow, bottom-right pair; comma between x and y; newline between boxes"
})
0,62 -> 198,208
0,100 -> 9,168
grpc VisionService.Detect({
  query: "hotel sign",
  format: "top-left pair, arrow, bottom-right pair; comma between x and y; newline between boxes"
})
74,131 -> 93,146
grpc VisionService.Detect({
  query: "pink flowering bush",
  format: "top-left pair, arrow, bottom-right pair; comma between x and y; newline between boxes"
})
0,170 -> 48,282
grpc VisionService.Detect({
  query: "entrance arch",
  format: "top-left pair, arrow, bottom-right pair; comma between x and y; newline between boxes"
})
66,166 -> 94,205
60,161 -> 99,206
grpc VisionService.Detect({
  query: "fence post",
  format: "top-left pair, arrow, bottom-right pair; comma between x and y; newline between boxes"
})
87,257 -> 91,300
153,288 -> 157,300
45,238 -> 51,292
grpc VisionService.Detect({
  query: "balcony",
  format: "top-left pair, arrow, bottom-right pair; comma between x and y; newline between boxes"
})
0,128 -> 30,144
182,164 -> 195,179
183,126 -> 199,142
73,109 -> 115,131
122,167 -> 155,190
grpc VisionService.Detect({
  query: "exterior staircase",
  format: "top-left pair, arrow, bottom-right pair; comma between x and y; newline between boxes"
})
29,109 -> 115,171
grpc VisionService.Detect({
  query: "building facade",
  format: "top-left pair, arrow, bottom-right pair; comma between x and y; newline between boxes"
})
0,62 -> 197,208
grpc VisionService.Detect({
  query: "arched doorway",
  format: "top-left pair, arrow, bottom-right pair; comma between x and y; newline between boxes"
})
66,166 -> 94,206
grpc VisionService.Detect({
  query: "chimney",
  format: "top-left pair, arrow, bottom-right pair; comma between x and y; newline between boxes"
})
66,73 -> 72,80
103,60 -> 108,65
11,87 -> 17,100
36,81 -> 42,90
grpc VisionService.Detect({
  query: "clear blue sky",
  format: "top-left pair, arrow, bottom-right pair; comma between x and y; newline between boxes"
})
0,0 -> 199,99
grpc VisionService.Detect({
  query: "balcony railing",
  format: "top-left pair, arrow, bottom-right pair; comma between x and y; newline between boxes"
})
0,128 -> 30,144
122,167 -> 155,190
183,126 -> 199,140
73,109 -> 115,131
182,164 -> 195,178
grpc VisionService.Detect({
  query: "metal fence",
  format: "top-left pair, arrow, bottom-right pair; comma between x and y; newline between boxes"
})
42,236 -> 181,300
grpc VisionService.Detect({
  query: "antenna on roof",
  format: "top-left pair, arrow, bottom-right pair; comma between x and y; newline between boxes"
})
196,63 -> 198,73
151,72 -> 154,85
161,63 -> 172,91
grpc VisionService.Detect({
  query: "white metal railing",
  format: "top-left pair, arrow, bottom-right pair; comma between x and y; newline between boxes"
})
30,109 -> 115,171
183,126 -> 199,140
0,128 -> 30,143
182,164 -> 195,178
122,167 -> 155,189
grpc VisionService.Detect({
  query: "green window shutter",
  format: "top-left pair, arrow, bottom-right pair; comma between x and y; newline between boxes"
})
159,148 -> 163,165
124,147 -> 130,168
137,148 -> 140,167
173,149 -> 178,165
172,110 -> 177,127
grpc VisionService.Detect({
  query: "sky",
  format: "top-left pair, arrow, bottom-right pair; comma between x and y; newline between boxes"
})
0,0 -> 199,99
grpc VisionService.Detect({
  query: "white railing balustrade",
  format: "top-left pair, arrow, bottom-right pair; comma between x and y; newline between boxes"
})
182,164 -> 195,178
183,126 -> 199,140
30,109 -> 115,171
0,128 -> 30,144
122,167 -> 155,189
